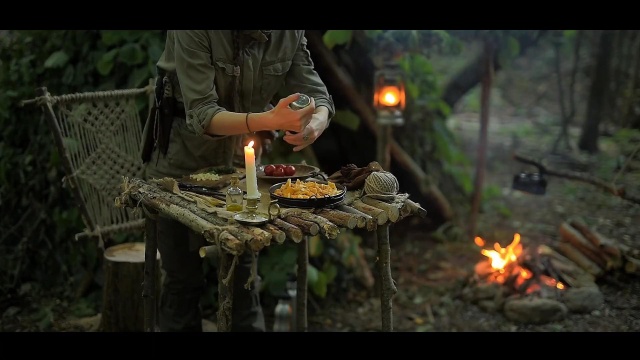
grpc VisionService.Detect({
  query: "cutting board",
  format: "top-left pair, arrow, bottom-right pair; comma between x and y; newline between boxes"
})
178,166 -> 246,191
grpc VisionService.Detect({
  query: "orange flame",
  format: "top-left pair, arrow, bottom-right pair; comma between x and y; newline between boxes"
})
248,140 -> 254,148
475,233 -> 567,291
477,233 -> 522,272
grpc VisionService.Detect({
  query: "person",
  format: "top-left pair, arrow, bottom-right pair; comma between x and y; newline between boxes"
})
140,30 -> 335,332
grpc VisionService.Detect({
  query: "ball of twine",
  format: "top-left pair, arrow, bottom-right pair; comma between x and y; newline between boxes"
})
364,171 -> 399,196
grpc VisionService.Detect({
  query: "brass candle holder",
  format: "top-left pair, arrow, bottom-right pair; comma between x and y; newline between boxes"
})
233,195 -> 269,226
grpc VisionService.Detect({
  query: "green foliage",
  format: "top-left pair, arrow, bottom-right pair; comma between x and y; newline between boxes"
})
331,109 -> 361,131
0,30 -> 164,299
432,120 -> 473,195
322,30 -> 353,49
259,243 -> 298,296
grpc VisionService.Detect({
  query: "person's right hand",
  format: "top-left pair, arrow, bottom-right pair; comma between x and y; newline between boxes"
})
270,93 -> 316,133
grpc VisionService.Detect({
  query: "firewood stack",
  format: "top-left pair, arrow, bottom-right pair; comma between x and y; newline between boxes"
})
553,217 -> 640,281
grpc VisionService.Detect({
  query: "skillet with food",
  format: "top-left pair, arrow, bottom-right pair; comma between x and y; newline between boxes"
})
269,179 -> 346,209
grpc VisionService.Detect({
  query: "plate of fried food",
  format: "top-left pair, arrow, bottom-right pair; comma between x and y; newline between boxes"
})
269,178 -> 346,208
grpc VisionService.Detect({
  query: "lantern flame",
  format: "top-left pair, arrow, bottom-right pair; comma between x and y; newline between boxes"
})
379,86 -> 401,107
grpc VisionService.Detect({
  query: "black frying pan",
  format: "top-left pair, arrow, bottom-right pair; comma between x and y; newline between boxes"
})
269,181 -> 346,209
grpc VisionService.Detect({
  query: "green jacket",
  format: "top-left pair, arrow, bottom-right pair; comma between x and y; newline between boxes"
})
144,30 -> 335,180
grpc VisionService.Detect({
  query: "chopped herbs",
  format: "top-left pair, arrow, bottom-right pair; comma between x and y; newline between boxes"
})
208,166 -> 236,175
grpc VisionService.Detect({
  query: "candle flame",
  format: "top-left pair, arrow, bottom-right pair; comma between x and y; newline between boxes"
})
248,140 -> 254,148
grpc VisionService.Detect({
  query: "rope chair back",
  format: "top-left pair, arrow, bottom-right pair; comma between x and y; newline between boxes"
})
25,82 -> 155,242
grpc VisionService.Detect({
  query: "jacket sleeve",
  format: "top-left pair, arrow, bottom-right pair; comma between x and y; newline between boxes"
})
278,31 -> 336,121
173,30 -> 227,136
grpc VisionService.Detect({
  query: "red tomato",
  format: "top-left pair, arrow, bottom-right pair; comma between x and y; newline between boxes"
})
273,167 -> 285,177
274,164 -> 285,170
284,165 -> 296,176
264,165 -> 276,176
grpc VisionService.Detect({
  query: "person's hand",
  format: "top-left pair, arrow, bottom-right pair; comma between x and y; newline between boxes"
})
283,106 -> 330,152
271,93 -> 315,133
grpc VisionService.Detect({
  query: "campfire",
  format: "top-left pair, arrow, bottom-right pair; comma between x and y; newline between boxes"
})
473,233 -> 565,296
463,219 -> 640,324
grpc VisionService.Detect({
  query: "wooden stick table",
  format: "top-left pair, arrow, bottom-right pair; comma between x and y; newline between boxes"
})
115,176 -> 427,332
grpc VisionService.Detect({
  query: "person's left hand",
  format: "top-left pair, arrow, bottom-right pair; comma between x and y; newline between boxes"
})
283,108 -> 330,152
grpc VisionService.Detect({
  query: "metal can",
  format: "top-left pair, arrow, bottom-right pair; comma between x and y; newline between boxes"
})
289,94 -> 311,110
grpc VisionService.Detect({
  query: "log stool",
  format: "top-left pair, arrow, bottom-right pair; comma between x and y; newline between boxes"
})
100,242 -> 160,332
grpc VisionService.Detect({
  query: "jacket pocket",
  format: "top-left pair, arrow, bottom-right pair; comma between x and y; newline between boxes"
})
166,120 -> 237,172
214,59 -> 237,99
260,60 -> 292,101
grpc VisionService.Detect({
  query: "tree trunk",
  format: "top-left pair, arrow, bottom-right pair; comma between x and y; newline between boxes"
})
578,30 -> 615,154
100,242 -> 160,332
441,31 -> 546,110
468,40 -> 494,240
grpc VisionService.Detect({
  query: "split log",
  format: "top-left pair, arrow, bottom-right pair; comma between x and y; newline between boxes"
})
567,218 -> 623,269
624,255 -> 640,276
100,242 -> 160,332
360,197 -> 400,223
272,218 -> 304,243
558,222 -> 610,270
315,208 -> 358,229
350,200 -> 388,225
283,216 -> 319,236
537,244 -> 596,288
555,242 -> 605,278
337,205 -> 374,230
280,209 -> 341,239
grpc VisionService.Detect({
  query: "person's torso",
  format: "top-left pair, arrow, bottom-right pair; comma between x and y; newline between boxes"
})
147,30 -> 303,179
158,30 -> 303,113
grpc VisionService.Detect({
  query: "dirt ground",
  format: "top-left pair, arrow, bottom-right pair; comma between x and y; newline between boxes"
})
3,104 -> 639,334
304,110 -> 640,332
5,54 -> 640,332
2,107 -> 640,332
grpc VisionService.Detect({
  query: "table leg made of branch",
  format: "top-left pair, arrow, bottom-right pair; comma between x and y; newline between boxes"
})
116,177 -> 427,332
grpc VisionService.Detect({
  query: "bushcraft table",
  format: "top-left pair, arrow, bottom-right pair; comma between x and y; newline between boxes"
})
116,174 -> 427,332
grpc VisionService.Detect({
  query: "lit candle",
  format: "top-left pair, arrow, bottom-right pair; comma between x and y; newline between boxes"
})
244,140 -> 260,199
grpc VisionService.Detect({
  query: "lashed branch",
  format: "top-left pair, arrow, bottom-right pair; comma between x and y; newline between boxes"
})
116,178 -> 245,255
280,209 -> 341,239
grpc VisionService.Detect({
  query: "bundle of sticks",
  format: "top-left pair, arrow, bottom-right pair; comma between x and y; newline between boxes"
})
554,218 -> 640,279
328,161 -> 384,190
